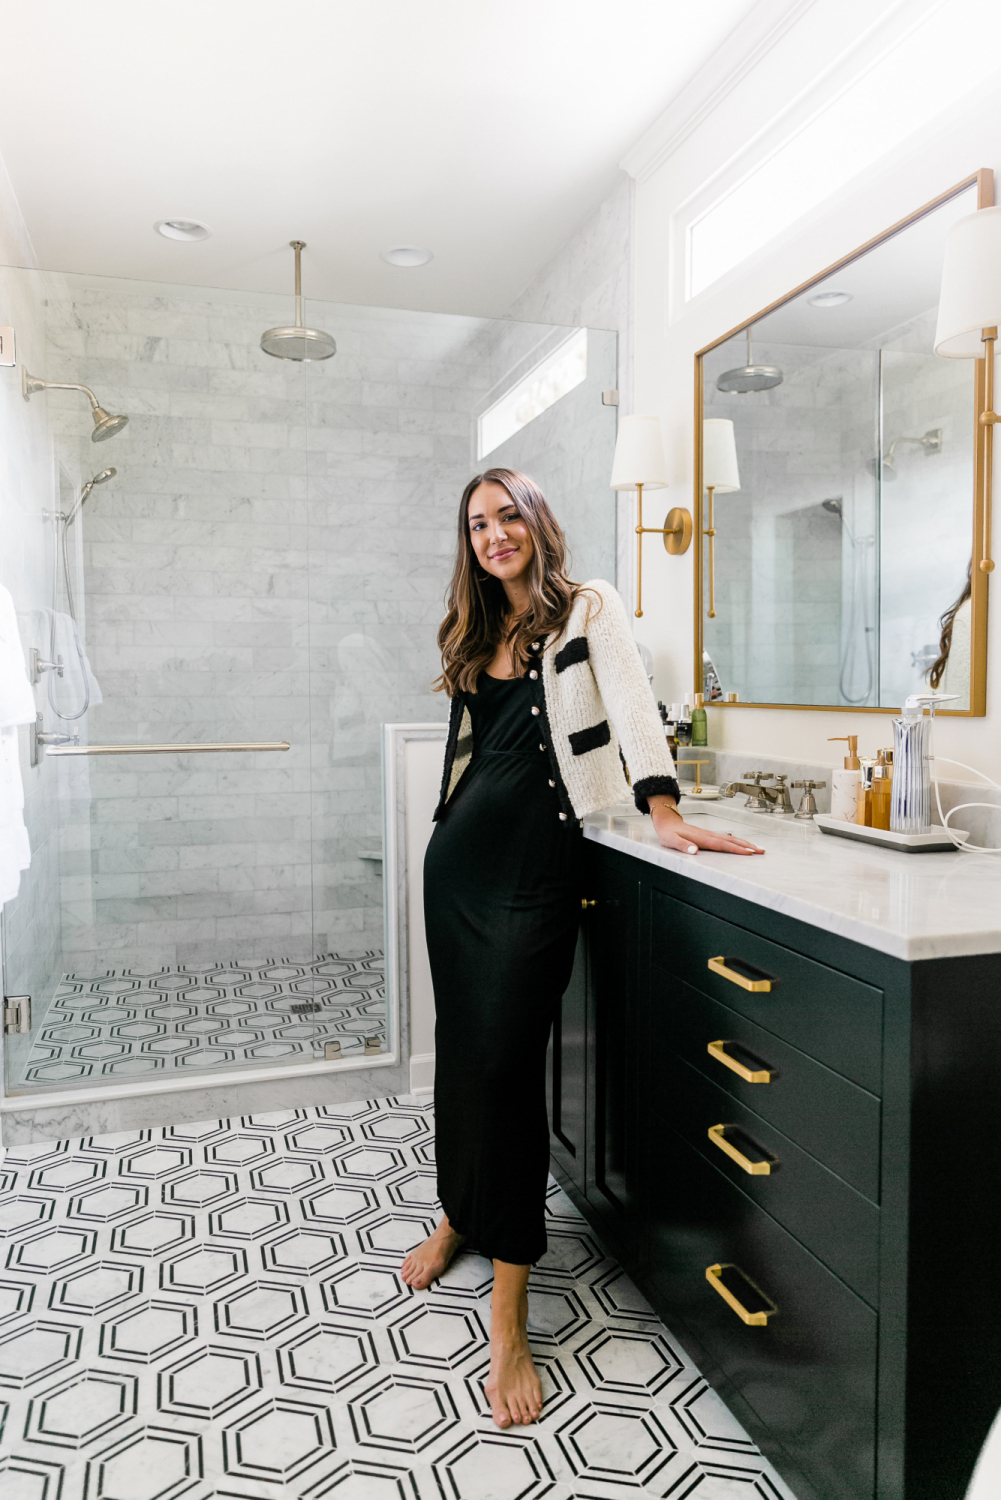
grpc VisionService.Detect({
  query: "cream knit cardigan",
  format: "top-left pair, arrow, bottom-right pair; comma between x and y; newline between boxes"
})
435,579 -> 680,823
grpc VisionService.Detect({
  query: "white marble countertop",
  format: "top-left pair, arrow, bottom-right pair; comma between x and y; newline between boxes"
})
584,798 -> 1001,962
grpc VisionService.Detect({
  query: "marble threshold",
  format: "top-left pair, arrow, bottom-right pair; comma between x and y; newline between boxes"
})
1,1049 -> 399,1118
585,799 -> 1001,962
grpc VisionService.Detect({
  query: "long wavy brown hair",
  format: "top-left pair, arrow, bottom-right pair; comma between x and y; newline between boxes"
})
928,561 -> 973,689
434,468 -> 588,696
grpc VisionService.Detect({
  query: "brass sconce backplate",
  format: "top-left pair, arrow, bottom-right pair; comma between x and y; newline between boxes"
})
664,507 -> 693,555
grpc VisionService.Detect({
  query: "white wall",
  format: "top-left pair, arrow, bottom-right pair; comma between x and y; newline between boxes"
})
625,0 -> 1001,781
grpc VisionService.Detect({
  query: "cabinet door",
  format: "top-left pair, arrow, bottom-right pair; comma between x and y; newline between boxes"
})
585,855 -> 644,1262
548,926 -> 587,1193
647,1131 -> 877,1500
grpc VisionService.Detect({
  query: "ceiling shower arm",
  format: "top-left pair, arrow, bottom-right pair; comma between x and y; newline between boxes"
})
291,239 -> 305,329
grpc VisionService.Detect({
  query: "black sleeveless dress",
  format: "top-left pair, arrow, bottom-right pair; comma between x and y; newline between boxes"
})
423,671 -> 583,1264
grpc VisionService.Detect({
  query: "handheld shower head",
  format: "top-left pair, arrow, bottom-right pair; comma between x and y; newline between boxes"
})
65,466 -> 117,526
22,367 -> 129,442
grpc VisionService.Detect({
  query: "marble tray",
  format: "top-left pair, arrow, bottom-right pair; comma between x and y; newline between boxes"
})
813,814 -> 969,852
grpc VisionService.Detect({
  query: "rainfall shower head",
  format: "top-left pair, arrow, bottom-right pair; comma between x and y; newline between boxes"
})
716,328 -> 784,394
261,241 -> 337,362
821,497 -> 843,517
22,367 -> 129,442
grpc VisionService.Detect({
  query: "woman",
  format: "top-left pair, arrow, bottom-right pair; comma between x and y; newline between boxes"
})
401,468 -> 762,1430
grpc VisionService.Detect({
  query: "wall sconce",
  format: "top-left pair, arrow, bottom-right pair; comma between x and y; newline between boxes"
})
610,414 -> 692,618
702,419 -> 740,619
935,203 -> 1001,574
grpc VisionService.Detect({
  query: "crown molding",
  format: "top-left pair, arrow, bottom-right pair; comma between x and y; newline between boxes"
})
620,0 -> 818,183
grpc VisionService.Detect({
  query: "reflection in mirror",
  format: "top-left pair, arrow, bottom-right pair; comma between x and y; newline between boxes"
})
698,178 -> 984,712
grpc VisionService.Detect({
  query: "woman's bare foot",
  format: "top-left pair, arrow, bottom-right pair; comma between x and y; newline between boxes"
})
400,1215 -> 465,1290
486,1265 -> 543,1428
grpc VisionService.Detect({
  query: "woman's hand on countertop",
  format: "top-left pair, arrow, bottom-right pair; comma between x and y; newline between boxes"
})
649,799 -> 765,857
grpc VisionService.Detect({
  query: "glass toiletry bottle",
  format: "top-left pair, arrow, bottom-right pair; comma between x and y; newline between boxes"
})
857,758 -> 877,826
890,693 -> 958,833
675,702 -> 692,748
871,749 -> 893,831
828,735 -> 861,822
691,692 -> 708,747
658,702 -> 678,757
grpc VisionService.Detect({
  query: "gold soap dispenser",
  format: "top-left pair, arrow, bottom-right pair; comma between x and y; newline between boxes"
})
871,748 -> 894,830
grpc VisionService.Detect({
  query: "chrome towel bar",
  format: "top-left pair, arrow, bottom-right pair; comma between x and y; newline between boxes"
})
46,741 -> 290,756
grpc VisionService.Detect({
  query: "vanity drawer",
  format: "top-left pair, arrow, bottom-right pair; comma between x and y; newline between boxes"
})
649,1131 -> 877,1500
651,891 -> 882,1094
666,1054 -> 879,1306
664,982 -> 881,1203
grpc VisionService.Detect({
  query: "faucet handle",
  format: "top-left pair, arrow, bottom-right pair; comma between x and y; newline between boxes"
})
742,771 -> 772,783
792,780 -> 826,819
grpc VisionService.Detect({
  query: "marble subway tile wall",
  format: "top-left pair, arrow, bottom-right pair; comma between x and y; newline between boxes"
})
39,277 -> 312,971
33,282 -> 613,973
301,304 -> 496,949
704,340 -> 879,706
473,322 -> 618,584
0,263 -> 69,1078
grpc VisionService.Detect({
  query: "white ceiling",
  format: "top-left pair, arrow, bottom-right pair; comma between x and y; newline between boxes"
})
0,0 -> 756,318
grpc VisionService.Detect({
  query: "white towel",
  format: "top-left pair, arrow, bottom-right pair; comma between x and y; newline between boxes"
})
0,586 -> 35,905
44,607 -> 102,710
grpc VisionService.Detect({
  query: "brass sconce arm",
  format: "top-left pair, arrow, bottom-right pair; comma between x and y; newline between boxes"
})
979,326 -> 998,574
633,483 -> 693,617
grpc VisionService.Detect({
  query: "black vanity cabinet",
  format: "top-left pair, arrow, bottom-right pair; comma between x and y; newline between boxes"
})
548,839 -> 1001,1500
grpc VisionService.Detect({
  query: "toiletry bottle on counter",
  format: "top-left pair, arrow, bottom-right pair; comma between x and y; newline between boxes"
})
658,702 -> 679,757
871,749 -> 893,830
675,703 -> 692,747
857,757 -> 877,826
828,735 -> 861,822
691,692 -> 708,747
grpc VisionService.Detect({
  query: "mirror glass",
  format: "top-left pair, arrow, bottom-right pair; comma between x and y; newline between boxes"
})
699,179 -> 982,712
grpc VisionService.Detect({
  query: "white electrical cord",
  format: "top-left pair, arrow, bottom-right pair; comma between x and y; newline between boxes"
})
931,752 -> 1001,854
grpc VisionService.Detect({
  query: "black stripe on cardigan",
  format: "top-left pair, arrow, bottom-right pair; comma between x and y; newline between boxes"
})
554,635 -> 589,673
568,720 -> 611,756
433,694 -> 465,821
632,775 -> 682,815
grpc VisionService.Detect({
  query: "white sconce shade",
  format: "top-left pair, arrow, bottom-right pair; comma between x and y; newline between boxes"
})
703,419 -> 741,491
935,205 -> 1001,357
610,414 -> 669,490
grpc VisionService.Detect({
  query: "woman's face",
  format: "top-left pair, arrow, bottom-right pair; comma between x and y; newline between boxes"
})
467,481 -> 534,584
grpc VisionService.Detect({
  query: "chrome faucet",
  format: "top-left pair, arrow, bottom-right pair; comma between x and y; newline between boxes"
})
719,771 -> 794,814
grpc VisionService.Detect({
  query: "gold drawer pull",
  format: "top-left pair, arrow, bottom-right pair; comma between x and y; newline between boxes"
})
707,1123 -> 775,1176
707,1039 -> 773,1084
708,956 -> 773,992
706,1263 -> 776,1326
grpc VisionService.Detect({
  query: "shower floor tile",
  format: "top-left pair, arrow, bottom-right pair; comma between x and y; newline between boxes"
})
0,1097 -> 796,1500
18,952 -> 386,1089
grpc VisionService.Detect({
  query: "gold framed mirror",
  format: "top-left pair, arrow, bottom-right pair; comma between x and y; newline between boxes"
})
694,169 -> 993,716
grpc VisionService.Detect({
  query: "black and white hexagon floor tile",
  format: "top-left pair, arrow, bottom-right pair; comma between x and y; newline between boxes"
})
0,1098 -> 797,1500
18,953 -> 387,1089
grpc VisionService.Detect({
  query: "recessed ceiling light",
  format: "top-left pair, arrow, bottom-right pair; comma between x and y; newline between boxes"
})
381,246 -> 433,268
155,219 -> 211,242
808,290 -> 852,308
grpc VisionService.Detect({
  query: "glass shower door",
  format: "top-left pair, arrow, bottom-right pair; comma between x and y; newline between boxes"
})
3,267 -> 324,1094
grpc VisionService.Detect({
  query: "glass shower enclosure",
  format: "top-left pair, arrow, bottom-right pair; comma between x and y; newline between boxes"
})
0,262 -> 618,1098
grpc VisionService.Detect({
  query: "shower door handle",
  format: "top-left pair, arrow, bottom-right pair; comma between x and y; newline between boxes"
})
45,741 -> 291,755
